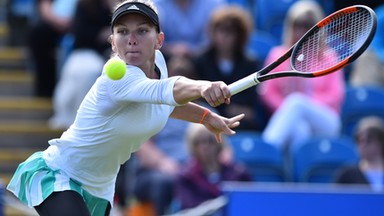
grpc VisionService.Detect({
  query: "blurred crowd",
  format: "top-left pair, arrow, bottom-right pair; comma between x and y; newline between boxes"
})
2,0 -> 384,215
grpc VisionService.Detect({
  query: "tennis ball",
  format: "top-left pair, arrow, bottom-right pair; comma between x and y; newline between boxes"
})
104,58 -> 126,80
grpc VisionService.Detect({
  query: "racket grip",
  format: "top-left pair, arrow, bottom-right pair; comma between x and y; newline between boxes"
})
228,74 -> 260,95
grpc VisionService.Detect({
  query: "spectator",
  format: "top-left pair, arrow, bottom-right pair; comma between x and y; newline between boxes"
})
194,4 -> 268,131
335,116 -> 384,192
349,4 -> 384,88
47,0 -> 116,129
175,123 -> 251,211
28,0 -> 78,97
259,0 -> 345,151
154,0 -> 224,59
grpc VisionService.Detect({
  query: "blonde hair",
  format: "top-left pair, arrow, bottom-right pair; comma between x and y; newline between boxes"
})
283,0 -> 324,46
185,123 -> 229,156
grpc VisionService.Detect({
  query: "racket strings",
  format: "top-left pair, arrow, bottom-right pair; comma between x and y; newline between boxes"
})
292,8 -> 374,73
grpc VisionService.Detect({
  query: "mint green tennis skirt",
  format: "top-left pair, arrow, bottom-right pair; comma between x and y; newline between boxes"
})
7,152 -> 109,216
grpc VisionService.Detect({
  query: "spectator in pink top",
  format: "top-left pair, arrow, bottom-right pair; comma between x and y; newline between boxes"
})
259,0 -> 345,151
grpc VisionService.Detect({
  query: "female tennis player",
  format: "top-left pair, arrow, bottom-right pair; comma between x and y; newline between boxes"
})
7,0 -> 244,215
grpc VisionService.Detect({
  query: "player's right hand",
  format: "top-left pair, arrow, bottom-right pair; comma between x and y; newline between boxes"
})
201,81 -> 231,107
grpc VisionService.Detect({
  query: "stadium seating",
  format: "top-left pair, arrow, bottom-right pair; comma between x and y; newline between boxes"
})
228,131 -> 286,182
247,30 -> 279,64
341,86 -> 384,136
252,0 -> 298,43
312,0 -> 335,14
225,0 -> 249,7
291,136 -> 359,183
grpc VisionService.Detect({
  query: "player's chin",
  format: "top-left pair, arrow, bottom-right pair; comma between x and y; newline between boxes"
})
124,54 -> 143,65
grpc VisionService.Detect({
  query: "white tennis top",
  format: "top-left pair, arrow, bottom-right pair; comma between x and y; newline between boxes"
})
43,50 -> 181,204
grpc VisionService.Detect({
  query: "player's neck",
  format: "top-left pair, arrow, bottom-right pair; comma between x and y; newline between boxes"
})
141,61 -> 159,79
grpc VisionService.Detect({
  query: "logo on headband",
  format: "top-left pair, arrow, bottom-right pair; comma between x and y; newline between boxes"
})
127,5 -> 140,10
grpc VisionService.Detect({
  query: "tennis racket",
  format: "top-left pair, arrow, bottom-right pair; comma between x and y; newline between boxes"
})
228,5 -> 377,95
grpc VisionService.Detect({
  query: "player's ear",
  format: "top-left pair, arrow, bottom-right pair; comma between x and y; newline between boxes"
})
155,32 -> 164,50
111,36 -> 117,53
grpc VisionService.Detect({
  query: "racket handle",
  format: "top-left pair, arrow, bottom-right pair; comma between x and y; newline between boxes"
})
228,73 -> 260,95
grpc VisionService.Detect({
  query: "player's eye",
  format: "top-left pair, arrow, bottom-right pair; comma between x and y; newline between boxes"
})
137,27 -> 149,35
116,28 -> 128,35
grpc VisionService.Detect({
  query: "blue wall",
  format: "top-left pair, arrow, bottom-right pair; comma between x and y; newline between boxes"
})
223,182 -> 384,216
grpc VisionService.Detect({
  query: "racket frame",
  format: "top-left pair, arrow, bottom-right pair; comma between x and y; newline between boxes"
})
228,5 -> 377,95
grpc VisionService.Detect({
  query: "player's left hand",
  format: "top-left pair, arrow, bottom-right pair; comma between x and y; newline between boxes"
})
202,112 -> 245,143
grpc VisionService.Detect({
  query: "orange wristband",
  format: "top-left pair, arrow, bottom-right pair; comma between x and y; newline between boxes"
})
199,109 -> 209,124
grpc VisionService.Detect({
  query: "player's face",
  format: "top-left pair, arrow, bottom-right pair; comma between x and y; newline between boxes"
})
111,14 -> 163,69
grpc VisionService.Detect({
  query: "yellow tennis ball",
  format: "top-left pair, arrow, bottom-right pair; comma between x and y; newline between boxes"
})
104,58 -> 126,80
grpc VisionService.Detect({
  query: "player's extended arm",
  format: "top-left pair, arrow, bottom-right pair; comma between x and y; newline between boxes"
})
172,77 -> 231,107
170,102 -> 244,143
